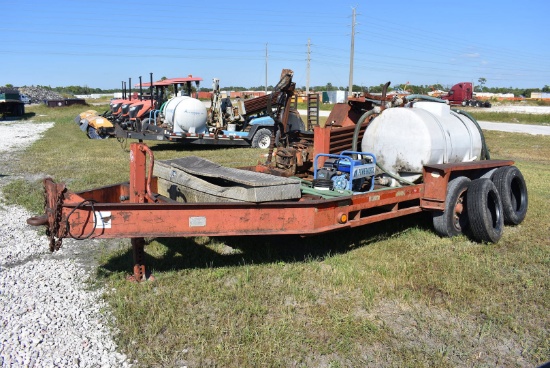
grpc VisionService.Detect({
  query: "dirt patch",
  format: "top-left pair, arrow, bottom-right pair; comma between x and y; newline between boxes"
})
361,299 -> 532,367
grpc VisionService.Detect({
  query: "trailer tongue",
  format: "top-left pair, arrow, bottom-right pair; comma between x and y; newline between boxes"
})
28,94 -> 528,282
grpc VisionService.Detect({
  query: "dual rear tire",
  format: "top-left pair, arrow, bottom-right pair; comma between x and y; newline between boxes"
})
432,166 -> 527,243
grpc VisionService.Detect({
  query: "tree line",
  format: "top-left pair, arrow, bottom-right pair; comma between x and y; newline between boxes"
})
5,82 -> 549,98
200,82 -> 550,97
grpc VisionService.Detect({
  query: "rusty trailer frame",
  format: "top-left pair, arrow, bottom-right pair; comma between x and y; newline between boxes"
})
28,140 -> 513,282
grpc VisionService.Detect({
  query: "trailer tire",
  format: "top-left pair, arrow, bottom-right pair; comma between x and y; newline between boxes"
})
251,128 -> 272,149
467,178 -> 504,243
484,101 -> 492,108
491,166 -> 528,225
433,176 -> 471,238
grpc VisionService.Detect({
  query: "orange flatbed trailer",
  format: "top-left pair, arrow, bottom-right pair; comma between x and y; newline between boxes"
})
29,141 -> 514,282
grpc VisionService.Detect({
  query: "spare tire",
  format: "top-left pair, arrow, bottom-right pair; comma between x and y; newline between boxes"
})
467,178 -> 504,243
491,166 -> 528,225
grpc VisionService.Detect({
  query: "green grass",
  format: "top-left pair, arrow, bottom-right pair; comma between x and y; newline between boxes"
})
3,105 -> 550,367
297,102 -> 335,111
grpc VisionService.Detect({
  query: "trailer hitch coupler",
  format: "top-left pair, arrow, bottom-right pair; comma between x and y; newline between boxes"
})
27,215 -> 49,227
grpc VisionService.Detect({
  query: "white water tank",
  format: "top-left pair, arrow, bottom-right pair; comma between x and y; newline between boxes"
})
361,101 -> 482,182
163,96 -> 207,134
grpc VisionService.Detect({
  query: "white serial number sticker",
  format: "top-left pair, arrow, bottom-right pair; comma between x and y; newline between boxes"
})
189,216 -> 206,227
94,211 -> 112,229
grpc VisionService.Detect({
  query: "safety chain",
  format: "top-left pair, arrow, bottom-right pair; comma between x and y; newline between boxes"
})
44,184 -> 65,252
117,136 -> 127,150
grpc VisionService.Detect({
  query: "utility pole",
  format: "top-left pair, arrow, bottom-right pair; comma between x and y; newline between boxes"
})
306,38 -> 311,95
265,43 -> 268,94
348,7 -> 356,96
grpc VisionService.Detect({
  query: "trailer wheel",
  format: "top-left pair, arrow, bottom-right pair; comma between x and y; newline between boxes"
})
484,101 -> 492,108
251,128 -> 272,149
433,176 -> 471,237
491,166 -> 528,225
87,127 -> 106,139
467,178 -> 504,243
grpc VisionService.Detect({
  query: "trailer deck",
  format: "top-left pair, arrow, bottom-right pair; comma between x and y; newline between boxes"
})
30,93 -> 529,282
28,141 -> 514,281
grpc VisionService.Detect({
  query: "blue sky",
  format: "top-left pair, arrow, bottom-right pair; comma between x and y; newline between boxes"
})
1,0 -> 548,90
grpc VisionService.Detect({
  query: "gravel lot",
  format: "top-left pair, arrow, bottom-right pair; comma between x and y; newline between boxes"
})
488,104 -> 550,114
0,120 -> 131,367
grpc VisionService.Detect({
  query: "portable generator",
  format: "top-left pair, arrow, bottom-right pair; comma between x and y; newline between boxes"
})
313,151 -> 376,192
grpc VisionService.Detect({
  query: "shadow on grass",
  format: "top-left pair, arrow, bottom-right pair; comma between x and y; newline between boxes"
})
0,112 -> 36,121
98,212 -> 434,277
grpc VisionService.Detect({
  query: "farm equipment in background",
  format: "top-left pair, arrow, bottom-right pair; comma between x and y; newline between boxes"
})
0,89 -> 25,118
115,69 -> 306,148
75,74 -> 174,139
29,81 -> 528,281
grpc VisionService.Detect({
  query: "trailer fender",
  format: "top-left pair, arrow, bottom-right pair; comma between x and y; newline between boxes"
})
432,176 -> 471,238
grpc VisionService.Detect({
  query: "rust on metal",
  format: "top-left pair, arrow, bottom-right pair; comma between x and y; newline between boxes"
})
127,237 -> 154,282
28,96 -> 517,281
421,160 -> 514,210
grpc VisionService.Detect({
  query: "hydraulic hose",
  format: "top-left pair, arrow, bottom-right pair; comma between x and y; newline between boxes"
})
405,94 -> 448,104
351,81 -> 388,157
351,108 -> 379,158
295,178 -> 354,198
375,162 -> 416,186
452,109 -> 490,160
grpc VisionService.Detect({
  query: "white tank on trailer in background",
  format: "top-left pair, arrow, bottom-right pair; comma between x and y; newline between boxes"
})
162,96 -> 208,134
361,101 -> 483,183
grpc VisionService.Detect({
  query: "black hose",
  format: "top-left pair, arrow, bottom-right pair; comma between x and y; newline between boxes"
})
452,109 -> 490,160
66,199 -> 97,240
351,109 -> 377,158
375,162 -> 415,186
405,94 -> 448,104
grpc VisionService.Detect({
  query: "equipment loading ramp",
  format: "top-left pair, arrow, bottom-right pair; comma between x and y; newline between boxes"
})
154,156 -> 301,203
